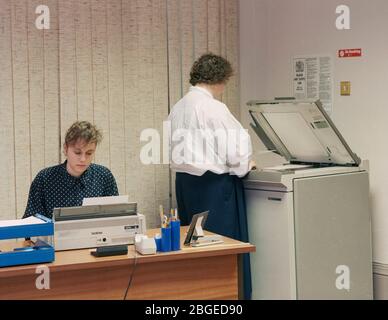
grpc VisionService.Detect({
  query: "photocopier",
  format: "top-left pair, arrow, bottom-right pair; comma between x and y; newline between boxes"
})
244,99 -> 373,299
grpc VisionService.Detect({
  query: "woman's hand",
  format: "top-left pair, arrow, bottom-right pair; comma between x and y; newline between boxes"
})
248,160 -> 257,171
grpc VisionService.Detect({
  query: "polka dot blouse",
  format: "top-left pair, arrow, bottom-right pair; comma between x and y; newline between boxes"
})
23,161 -> 119,219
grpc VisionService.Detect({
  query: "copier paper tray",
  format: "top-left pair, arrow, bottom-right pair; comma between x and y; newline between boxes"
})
0,214 -> 55,267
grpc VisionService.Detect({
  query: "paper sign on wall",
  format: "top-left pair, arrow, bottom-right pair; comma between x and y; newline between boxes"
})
338,48 -> 362,58
293,55 -> 333,115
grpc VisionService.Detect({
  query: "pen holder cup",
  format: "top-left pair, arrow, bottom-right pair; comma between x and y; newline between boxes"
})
170,220 -> 181,251
154,236 -> 162,252
160,227 -> 172,252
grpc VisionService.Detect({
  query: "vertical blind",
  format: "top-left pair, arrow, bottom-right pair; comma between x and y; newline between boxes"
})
0,0 -> 239,227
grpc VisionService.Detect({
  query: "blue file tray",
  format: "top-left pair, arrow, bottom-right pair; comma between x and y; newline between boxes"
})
0,214 -> 55,267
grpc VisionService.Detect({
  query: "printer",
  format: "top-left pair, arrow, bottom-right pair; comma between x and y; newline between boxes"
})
244,99 -> 373,299
53,202 -> 146,251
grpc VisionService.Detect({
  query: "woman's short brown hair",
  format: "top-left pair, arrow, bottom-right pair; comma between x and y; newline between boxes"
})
189,53 -> 233,86
64,121 -> 102,146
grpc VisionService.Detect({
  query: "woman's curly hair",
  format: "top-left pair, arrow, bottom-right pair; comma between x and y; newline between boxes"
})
65,121 -> 102,146
190,53 -> 233,86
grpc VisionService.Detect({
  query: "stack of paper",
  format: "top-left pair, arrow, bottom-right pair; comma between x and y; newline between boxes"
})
0,216 -> 45,228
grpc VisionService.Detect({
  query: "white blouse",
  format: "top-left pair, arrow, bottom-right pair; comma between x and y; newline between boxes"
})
168,86 -> 252,177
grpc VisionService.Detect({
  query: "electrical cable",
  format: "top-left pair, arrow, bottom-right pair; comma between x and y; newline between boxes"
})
123,248 -> 138,300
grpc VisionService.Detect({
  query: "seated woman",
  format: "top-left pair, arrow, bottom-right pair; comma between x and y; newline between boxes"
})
23,121 -> 118,219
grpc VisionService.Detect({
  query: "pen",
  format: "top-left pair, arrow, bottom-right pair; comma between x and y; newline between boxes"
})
159,205 -> 164,227
163,214 -> 170,228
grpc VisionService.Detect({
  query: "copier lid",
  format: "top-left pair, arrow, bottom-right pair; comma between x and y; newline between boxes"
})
247,100 -> 361,166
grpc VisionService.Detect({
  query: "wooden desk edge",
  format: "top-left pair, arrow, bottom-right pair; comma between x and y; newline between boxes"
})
0,227 -> 255,278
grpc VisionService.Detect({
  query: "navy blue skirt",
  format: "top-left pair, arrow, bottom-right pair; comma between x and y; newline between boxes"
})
175,171 -> 252,300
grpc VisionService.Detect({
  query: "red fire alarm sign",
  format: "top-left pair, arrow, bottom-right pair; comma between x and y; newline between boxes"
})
338,48 -> 362,58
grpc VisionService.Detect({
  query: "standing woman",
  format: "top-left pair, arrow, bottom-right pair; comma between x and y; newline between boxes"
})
23,121 -> 119,219
168,53 -> 255,299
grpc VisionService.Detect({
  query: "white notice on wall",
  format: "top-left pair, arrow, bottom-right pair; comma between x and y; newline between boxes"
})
293,55 -> 333,115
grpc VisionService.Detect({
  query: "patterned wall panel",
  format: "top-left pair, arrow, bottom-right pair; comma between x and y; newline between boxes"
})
12,0 -> 32,218
43,0 -> 60,168
0,0 -> 16,220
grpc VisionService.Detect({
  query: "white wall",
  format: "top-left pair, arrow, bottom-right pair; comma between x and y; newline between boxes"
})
240,0 -> 388,263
